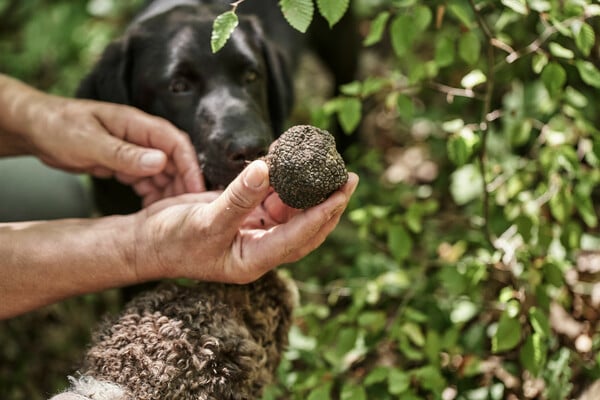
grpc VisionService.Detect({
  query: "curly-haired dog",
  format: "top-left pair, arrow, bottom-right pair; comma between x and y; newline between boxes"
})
51,271 -> 296,400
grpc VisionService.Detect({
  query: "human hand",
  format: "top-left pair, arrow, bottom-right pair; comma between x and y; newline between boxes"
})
131,160 -> 358,284
21,93 -> 204,206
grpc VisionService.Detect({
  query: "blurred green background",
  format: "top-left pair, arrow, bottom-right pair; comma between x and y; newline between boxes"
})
2,1 -> 600,399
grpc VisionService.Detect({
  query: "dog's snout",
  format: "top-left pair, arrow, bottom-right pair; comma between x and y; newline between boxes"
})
227,138 -> 269,164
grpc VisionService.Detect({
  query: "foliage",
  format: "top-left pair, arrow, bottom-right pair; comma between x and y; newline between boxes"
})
2,0 -> 600,399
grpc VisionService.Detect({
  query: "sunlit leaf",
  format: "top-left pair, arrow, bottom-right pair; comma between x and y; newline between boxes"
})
211,11 -> 238,53
549,42 -> 574,59
461,69 -> 486,89
502,0 -> 528,14
573,22 -> 595,56
280,0 -> 314,33
520,333 -> 546,376
575,60 -> 600,88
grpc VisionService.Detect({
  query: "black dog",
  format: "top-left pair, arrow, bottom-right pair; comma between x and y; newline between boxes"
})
78,0 -> 301,214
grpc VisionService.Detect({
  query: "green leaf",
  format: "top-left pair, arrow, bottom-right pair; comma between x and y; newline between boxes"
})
387,368 -> 410,395
447,127 -> 479,166
280,0 -> 314,33
459,31 -> 480,65
549,42 -> 574,59
448,0 -> 475,28
211,11 -> 239,53
435,36 -> 455,67
549,184 -> 573,223
573,21 -> 595,56
336,97 -> 362,133
363,11 -> 390,46
532,53 -> 548,74
492,312 -> 522,353
307,383 -> 332,400
461,69 -> 486,89
413,5 -> 432,32
396,94 -> 414,121
316,0 -> 348,27
520,333 -> 546,376
340,383 -> 366,400
390,14 -> 415,57
575,182 -> 598,228
450,164 -> 483,205
529,307 -> 551,338
364,366 -> 389,386
575,60 -> 600,89
501,0 -> 528,14
388,224 -> 413,262
541,62 -> 566,95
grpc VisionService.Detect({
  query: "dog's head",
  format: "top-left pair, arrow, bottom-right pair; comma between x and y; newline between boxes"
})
77,4 -> 294,189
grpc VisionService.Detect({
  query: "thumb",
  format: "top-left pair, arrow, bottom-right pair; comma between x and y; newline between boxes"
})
209,160 -> 270,228
95,134 -> 167,176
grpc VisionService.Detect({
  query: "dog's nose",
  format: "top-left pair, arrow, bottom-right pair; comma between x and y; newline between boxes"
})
226,139 -> 269,165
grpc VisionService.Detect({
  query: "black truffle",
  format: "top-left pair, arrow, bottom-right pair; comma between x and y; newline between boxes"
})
266,125 -> 348,209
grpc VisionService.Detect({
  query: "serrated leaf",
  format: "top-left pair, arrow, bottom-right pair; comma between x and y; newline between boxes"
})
575,182 -> 598,228
336,97 -> 362,133
364,11 -> 390,46
388,224 -> 412,262
575,60 -> 600,89
574,22 -> 595,56
316,0 -> 348,27
459,31 -> 480,65
492,312 -> 522,353
211,11 -> 238,53
280,0 -> 314,33
447,127 -> 479,166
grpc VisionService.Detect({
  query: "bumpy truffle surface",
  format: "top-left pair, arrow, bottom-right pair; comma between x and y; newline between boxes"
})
266,125 -> 348,209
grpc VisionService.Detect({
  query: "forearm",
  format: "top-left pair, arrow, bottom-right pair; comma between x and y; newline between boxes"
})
0,74 -> 50,156
0,215 -> 140,319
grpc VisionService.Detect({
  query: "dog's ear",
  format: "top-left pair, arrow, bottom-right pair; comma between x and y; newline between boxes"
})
76,37 -> 132,103
262,40 -> 294,136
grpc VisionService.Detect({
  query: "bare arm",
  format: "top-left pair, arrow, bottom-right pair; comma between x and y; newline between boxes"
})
0,161 -> 359,319
0,74 -> 204,205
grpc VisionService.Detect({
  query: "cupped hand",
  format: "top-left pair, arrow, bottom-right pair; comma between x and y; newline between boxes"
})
26,95 -> 204,206
132,160 -> 359,284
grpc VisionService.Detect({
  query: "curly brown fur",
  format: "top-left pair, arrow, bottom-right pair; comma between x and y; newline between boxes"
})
69,271 -> 294,400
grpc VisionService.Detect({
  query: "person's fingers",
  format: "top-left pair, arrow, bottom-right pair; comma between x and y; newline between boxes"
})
91,130 -> 168,176
208,160 -> 270,232
242,172 -> 359,270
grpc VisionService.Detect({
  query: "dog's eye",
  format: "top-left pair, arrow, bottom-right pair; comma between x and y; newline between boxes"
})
243,70 -> 259,84
169,78 -> 191,93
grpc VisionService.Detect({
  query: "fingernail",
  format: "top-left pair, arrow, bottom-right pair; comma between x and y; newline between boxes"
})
140,151 -> 165,170
244,161 -> 268,189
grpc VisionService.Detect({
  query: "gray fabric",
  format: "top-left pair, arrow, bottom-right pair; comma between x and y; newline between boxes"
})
0,156 -> 93,222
